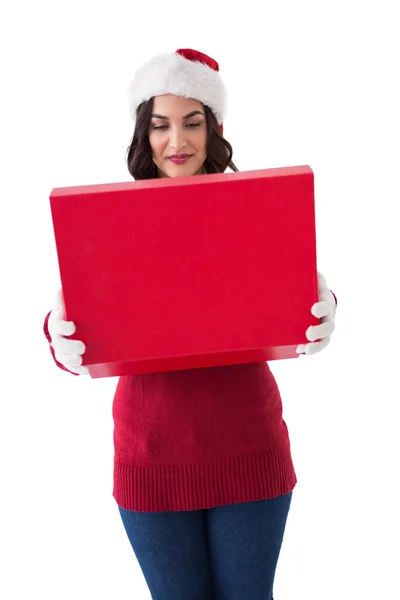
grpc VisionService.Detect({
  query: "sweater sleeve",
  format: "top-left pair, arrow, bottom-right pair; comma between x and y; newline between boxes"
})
43,311 -> 79,376
331,290 -> 338,313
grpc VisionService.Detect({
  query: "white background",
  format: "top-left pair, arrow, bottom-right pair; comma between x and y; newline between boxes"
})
1,1 -> 399,598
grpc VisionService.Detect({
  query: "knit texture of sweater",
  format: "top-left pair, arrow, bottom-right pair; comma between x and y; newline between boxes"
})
44,311 -> 301,512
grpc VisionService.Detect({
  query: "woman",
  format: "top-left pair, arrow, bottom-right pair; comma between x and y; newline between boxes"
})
44,48 -> 337,600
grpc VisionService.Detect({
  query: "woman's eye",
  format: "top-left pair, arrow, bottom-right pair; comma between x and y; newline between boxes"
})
151,122 -> 201,131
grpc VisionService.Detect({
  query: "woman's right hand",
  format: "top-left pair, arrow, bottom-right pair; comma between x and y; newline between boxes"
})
48,289 -> 89,375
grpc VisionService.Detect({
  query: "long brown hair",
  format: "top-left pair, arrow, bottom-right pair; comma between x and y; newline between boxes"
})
126,98 -> 238,180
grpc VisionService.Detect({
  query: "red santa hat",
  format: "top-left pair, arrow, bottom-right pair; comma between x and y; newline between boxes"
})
129,48 -> 227,128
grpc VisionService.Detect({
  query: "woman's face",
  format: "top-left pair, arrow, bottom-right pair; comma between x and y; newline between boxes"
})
148,94 -> 207,178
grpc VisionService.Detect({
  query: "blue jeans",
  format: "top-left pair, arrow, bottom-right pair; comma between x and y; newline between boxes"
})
118,491 -> 292,600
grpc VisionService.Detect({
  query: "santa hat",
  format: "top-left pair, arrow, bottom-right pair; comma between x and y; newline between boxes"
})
129,48 -> 227,127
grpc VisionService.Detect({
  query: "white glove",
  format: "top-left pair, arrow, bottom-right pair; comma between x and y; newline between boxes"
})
48,289 -> 89,375
296,271 -> 336,355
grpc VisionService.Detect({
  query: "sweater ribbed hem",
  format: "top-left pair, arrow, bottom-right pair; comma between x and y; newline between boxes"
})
113,444 -> 297,512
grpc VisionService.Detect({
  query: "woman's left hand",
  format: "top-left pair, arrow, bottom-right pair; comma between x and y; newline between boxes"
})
296,271 -> 336,355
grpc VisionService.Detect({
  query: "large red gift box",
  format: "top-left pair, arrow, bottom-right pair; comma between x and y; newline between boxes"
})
49,165 -> 319,378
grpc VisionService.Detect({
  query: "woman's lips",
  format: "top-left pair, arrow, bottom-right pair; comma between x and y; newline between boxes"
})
168,154 -> 193,165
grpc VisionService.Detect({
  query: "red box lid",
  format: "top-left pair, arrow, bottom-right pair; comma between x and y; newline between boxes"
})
50,166 -> 319,377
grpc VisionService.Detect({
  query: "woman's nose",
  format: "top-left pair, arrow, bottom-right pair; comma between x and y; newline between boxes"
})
169,127 -> 187,150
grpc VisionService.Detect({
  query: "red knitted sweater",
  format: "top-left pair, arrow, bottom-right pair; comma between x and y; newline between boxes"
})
44,302 -> 330,511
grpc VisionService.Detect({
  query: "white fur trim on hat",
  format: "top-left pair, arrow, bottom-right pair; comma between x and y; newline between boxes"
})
129,53 -> 227,124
